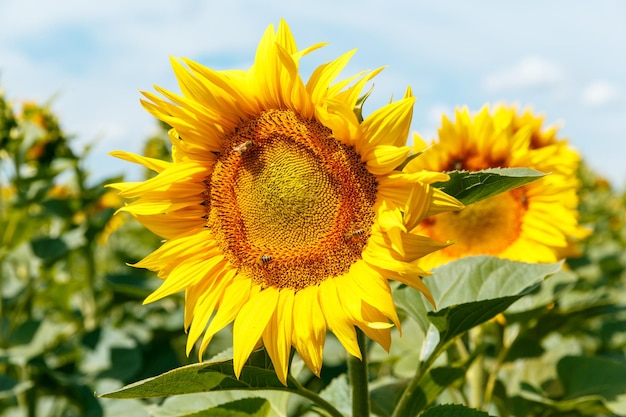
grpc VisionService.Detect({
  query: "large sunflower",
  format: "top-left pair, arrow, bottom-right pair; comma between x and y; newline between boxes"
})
406,105 -> 589,270
108,20 -> 462,384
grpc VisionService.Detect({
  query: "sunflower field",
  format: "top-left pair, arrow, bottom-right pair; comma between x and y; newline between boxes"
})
2,20 -> 626,417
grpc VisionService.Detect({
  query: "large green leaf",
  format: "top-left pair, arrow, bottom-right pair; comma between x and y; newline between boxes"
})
99,350 -> 291,399
149,390 -> 288,417
394,256 -> 562,378
505,269 -> 578,314
396,256 -> 563,334
146,356 -> 306,417
432,168 -> 545,205
428,295 -> 532,343
176,398 -> 270,417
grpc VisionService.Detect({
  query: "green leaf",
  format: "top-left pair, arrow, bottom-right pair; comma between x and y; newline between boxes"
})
396,256 -> 563,335
432,167 -> 545,205
318,374 -> 351,417
414,365 -> 471,409
428,295 -> 532,343
179,398 -> 270,417
106,272 -> 158,297
394,286 -> 430,333
4,318 -> 74,363
98,350 -> 291,399
370,379 -> 407,417
80,324 -> 140,380
505,269 -> 578,314
145,356 -> 307,417
421,404 -> 495,417
517,356 -> 626,416
31,236 -> 69,263
558,355 -> 626,402
0,375 -> 34,399
150,391 -> 287,417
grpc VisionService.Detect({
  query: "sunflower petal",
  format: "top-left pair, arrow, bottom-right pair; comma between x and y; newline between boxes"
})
292,286 -> 326,376
319,279 -> 361,359
233,286 -> 280,378
262,289 -> 294,385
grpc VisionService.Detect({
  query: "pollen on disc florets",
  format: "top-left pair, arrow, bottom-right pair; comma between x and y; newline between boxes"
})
422,187 -> 528,256
205,109 -> 377,291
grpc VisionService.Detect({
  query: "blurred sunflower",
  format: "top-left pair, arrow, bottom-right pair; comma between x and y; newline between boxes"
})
108,20 -> 462,384
20,101 -> 74,166
406,105 -> 590,270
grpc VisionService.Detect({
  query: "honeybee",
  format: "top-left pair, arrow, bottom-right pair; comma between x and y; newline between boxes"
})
344,229 -> 366,240
256,254 -> 272,266
233,140 -> 254,155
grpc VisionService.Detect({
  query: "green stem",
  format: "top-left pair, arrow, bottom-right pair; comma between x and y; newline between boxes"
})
468,326 -> 485,409
454,337 -> 470,361
288,377 -> 345,417
391,340 -> 446,417
348,328 -> 370,417
483,321 -> 524,409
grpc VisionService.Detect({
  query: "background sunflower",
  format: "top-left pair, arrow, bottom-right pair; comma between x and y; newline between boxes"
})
406,105 -> 590,269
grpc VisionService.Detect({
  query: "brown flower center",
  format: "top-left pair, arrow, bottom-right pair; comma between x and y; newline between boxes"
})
206,109 -> 377,290
421,188 -> 528,257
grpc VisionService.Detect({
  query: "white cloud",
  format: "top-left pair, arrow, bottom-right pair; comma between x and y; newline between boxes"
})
1,1 -> 625,188
581,80 -> 619,107
483,57 -> 563,91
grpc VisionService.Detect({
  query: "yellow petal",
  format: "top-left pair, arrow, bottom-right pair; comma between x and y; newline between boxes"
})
109,150 -> 171,173
185,269 -> 234,355
307,49 -> 356,104
143,255 -> 226,304
361,96 -> 415,148
233,286 -> 280,378
292,286 -> 326,376
198,276 -> 252,359
262,289 -> 294,385
319,279 -> 361,359
363,145 -> 411,176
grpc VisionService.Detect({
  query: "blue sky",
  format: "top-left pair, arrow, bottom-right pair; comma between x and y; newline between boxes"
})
1,0 -> 625,188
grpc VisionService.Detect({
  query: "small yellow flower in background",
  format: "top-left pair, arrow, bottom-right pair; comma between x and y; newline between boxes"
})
1,185 -> 15,201
108,20 -> 462,384
406,105 -> 590,270
95,190 -> 125,245
21,101 -> 48,129
19,101 -> 73,166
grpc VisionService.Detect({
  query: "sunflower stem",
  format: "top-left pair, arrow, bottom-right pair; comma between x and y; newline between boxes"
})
348,328 -> 370,417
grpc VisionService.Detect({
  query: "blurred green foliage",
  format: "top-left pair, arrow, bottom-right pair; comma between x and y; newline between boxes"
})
0,91 -> 199,417
0,88 -> 625,417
